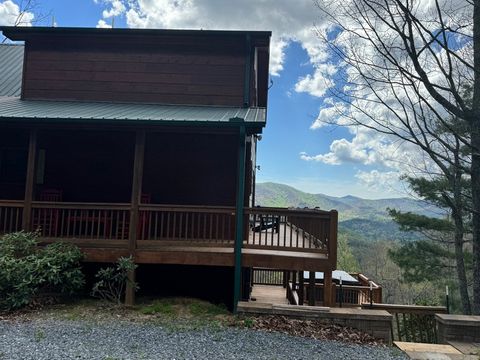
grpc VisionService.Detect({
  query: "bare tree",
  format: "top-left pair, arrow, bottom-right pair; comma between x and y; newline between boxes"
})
1,0 -> 51,43
314,0 -> 480,313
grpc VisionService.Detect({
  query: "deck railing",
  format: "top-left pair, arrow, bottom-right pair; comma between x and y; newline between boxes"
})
252,268 -> 286,286
305,282 -> 382,306
0,200 -> 23,234
137,204 -> 235,245
0,201 -> 338,258
245,207 -> 336,253
31,202 -> 130,241
361,303 -> 448,343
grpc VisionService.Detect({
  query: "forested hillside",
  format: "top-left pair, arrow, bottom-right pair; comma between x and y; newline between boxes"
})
256,182 -> 438,242
255,182 -> 452,307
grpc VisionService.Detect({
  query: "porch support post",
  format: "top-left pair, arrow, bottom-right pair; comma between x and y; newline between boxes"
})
22,129 -> 37,231
125,129 -> 146,307
308,271 -> 316,306
323,270 -> 333,307
298,271 -> 304,305
233,124 -> 246,313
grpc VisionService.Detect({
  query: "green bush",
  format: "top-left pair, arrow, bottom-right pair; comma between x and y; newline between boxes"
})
91,256 -> 138,304
0,231 -> 85,311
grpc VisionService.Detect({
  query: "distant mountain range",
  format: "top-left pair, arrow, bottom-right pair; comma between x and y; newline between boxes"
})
255,182 -> 442,242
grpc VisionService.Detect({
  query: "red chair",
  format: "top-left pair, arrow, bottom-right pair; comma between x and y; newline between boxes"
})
39,189 -> 63,202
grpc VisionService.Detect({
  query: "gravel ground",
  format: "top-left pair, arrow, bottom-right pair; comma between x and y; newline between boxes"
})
0,319 -> 408,360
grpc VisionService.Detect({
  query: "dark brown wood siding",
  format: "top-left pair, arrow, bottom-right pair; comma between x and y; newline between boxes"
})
22,36 -> 248,106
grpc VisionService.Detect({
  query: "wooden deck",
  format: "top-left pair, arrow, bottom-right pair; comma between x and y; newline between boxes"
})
0,201 -> 337,271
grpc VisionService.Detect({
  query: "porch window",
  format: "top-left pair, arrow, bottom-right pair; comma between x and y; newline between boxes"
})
0,148 -> 28,184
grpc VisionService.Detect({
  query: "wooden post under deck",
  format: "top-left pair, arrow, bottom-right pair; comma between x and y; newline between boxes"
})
308,271 -> 316,306
125,129 -> 146,306
323,270 -> 333,307
22,129 -> 37,231
298,271 -> 304,305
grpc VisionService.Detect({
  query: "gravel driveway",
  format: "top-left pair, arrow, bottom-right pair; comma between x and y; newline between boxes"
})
0,319 -> 407,360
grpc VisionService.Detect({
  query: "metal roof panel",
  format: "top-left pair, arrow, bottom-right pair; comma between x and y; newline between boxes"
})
0,97 -> 266,127
0,45 -> 23,97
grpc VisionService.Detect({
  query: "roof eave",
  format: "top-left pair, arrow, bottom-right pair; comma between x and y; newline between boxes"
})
0,116 -> 265,132
0,26 -> 272,42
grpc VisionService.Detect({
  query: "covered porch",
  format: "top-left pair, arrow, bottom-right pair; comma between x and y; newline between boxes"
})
0,109 -> 337,307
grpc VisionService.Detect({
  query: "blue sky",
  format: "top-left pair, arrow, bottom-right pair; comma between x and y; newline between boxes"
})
0,0 -> 408,199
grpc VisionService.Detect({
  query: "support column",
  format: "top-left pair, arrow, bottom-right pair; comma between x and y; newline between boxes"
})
298,271 -> 304,305
283,270 -> 288,288
241,267 -> 252,301
125,130 -> 146,307
22,129 -> 37,231
233,124 -> 246,313
323,270 -> 333,307
308,271 -> 316,306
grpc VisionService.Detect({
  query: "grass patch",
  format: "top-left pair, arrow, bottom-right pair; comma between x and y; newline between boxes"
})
140,300 -> 174,316
2,296 -> 233,331
188,301 -> 228,316
137,297 -> 231,331
138,297 -> 228,318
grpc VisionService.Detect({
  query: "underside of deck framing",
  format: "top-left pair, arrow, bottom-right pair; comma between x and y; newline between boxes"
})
62,243 -> 331,271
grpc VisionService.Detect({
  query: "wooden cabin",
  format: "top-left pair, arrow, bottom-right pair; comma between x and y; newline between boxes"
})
0,27 -> 338,310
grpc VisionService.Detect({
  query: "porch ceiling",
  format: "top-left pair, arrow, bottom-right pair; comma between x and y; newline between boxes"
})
0,96 -> 266,128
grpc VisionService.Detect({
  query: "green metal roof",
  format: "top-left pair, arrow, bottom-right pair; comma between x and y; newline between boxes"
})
0,44 -> 23,97
0,97 -> 266,128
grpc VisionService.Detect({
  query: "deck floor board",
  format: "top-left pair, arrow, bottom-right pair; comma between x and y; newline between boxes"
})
250,285 -> 288,305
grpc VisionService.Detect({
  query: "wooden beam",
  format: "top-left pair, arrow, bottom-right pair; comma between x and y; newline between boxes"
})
308,271 -> 316,306
323,270 -> 333,307
329,210 -> 338,268
233,125 -> 246,313
125,129 -> 146,306
22,129 -> 37,230
298,271 -> 304,305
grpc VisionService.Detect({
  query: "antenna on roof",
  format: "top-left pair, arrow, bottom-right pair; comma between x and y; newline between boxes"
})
51,15 -> 56,27
111,17 -> 115,28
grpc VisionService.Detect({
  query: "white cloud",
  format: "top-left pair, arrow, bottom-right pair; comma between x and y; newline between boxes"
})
0,0 -> 34,26
355,170 -> 403,195
300,138 -> 370,165
300,127 -> 407,167
295,63 -> 337,98
101,0 -> 125,19
96,19 -> 112,28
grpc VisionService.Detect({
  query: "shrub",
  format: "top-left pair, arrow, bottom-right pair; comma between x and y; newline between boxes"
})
0,231 -> 85,311
91,256 -> 138,304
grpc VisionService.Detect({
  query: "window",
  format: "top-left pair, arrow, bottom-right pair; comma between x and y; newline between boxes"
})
0,148 -> 28,183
